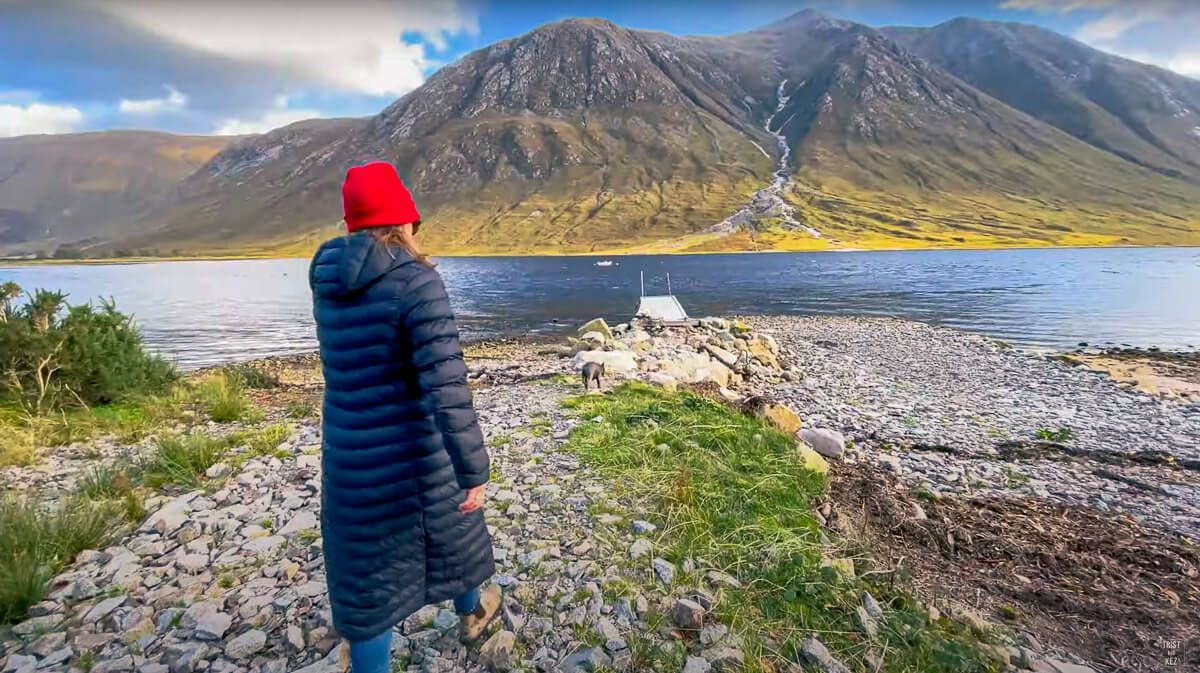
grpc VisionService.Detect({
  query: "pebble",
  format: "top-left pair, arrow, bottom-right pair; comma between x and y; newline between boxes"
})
651,558 -> 676,586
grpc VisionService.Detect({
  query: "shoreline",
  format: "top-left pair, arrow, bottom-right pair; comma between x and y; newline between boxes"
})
3,241 -> 1199,267
2,315 -> 1197,670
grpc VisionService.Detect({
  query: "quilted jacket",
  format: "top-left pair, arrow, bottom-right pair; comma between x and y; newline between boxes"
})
309,232 -> 493,641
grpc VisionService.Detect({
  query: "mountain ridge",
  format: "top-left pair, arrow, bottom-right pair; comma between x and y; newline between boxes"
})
2,9 -> 1199,257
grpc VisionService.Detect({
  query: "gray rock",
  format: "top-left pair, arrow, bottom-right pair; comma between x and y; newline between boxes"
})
83,596 -> 125,623
629,539 -> 651,560
631,520 -> 657,535
557,647 -> 611,673
861,592 -> 883,620
502,596 -> 526,632
432,610 -> 459,632
194,610 -> 232,640
1044,660 -> 1098,673
651,558 -> 675,586
27,632 -> 66,657
35,648 -> 72,669
3,655 -> 36,673
479,630 -> 517,671
91,657 -> 134,673
800,429 -> 845,459
800,637 -> 850,673
225,629 -> 267,659
289,648 -> 345,673
137,664 -> 169,673
854,606 -> 879,639
672,599 -> 705,630
699,624 -> 728,648
702,570 -> 741,589
204,463 -> 230,479
278,511 -> 318,537
682,656 -> 711,673
286,625 -> 305,652
707,647 -> 744,673
242,535 -> 286,554
176,554 -> 208,573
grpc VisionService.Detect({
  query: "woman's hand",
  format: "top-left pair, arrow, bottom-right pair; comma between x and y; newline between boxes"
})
459,485 -> 486,513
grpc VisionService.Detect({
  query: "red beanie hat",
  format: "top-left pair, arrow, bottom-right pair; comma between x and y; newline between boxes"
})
341,161 -> 421,232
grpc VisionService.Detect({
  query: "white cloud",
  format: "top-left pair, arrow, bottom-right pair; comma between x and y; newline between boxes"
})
100,1 -> 479,98
0,102 -> 84,137
1000,0 -> 1200,78
118,85 -> 188,114
212,96 -> 319,135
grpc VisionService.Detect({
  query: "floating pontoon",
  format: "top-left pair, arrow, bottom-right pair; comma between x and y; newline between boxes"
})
636,272 -> 692,324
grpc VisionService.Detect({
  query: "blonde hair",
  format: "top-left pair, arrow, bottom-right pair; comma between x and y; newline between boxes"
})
369,223 -> 434,267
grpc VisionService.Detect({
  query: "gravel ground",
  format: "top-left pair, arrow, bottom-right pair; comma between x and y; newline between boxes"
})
751,315 -> 1200,539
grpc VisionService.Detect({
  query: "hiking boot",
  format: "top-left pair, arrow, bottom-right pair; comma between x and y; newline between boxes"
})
459,585 -> 502,642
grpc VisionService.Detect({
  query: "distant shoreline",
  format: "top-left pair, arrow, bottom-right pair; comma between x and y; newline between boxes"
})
3,241 -> 1199,267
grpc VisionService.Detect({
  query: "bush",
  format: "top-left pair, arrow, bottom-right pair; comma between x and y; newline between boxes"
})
0,495 -> 117,623
0,284 -> 175,415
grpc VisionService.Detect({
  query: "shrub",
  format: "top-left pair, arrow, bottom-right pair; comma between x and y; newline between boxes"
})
0,495 -> 117,623
0,284 -> 175,415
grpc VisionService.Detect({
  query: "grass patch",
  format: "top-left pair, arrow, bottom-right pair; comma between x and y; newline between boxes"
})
220,363 -> 280,390
193,373 -> 257,423
285,403 -> 316,419
1034,427 -> 1074,443
141,433 -> 233,489
562,383 -> 999,672
0,495 -> 119,623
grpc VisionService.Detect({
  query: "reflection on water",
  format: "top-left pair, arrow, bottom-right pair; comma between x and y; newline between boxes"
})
3,247 -> 1198,369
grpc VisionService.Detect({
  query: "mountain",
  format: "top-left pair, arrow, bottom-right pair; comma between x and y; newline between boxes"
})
4,10 -> 1200,257
117,19 -> 777,256
0,131 -> 231,254
884,18 -> 1200,180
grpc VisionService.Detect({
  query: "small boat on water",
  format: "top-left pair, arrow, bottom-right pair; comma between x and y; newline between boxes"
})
595,260 -> 618,267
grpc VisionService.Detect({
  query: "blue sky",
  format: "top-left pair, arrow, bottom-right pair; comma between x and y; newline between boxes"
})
1,1 -> 1197,138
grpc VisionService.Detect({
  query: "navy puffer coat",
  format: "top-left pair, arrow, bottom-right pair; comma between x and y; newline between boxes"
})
309,232 -> 494,642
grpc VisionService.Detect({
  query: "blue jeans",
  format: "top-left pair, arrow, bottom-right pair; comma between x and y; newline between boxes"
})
347,587 -> 481,673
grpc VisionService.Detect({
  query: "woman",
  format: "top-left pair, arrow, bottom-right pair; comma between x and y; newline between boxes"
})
309,161 -> 499,673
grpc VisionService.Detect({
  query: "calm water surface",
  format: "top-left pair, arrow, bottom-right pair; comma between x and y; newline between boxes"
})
3,247 -> 1198,369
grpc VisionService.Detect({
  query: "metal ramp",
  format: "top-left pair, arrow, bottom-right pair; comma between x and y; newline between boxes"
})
636,272 -> 691,323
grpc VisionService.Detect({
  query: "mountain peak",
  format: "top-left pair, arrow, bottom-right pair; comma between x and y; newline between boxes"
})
756,8 -> 852,33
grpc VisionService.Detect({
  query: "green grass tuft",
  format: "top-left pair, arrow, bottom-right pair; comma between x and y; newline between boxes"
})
141,433 -> 232,489
0,495 -> 119,623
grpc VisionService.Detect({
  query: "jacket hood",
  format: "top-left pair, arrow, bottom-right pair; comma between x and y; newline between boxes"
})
310,232 -> 412,299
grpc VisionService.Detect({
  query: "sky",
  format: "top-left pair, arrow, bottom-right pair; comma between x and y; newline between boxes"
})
1,0 -> 1197,138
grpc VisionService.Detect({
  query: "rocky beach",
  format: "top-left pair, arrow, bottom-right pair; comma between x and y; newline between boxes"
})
1,316 -> 1196,673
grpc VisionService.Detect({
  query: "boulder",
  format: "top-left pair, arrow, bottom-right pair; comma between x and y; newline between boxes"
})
572,350 -> 637,376
577,319 -> 613,342
703,345 -> 739,369
579,331 -> 607,345
682,657 -> 711,673
800,428 -> 846,459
